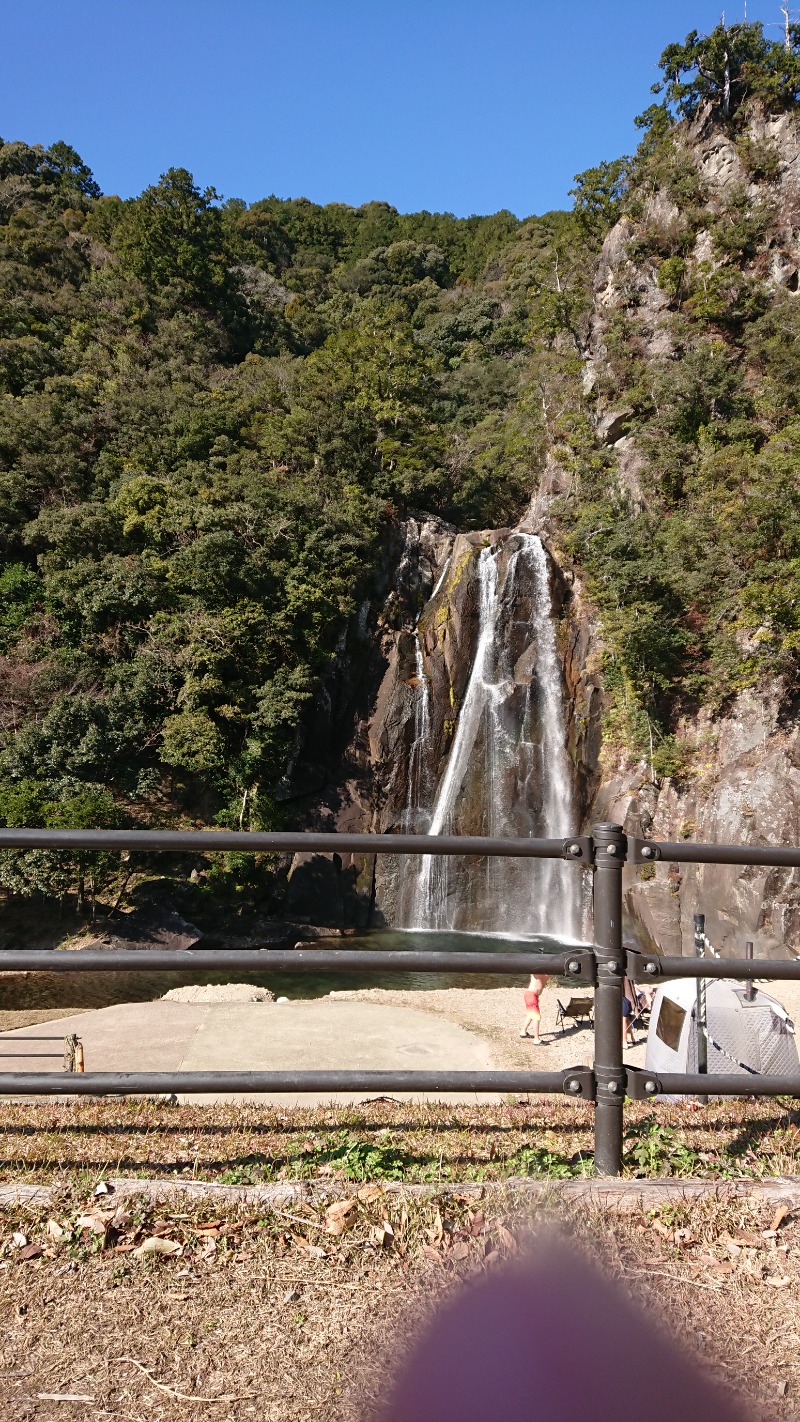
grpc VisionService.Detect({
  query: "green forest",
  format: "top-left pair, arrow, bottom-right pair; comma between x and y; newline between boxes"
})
4,18 -> 800,909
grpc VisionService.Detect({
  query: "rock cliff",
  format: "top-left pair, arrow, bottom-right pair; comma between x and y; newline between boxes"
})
291,102 -> 800,954
571,101 -> 800,958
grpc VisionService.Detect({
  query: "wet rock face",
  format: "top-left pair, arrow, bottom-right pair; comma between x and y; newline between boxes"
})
369,527 -> 590,930
370,529 -> 482,922
284,513 -> 457,926
282,512 -> 605,931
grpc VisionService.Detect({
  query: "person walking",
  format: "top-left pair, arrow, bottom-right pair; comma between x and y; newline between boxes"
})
520,972 -> 548,1043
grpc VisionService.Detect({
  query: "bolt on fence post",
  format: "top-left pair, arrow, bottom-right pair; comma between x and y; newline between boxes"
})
592,823 -> 626,1176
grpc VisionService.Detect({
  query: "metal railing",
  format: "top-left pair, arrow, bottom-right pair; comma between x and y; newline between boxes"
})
2,820 -> 800,1175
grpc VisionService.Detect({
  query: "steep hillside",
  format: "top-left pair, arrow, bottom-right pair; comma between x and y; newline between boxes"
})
5,17 -> 800,935
554,22 -> 800,954
0,142 -> 590,913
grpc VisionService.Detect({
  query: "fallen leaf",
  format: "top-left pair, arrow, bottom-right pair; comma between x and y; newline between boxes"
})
17,1243 -> 43,1261
290,1235 -> 327,1259
450,1241 -> 470,1261
11,1233 -> 27,1249
420,1244 -> 442,1263
771,1205 -> 791,1233
732,1231 -> 764,1248
93,1181 -> 110,1197
494,1223 -> 517,1252
428,1211 -> 444,1246
75,1214 -> 107,1236
466,1211 -> 486,1237
766,1275 -> 792,1288
357,1184 -> 384,1204
708,1262 -> 734,1278
371,1221 -> 394,1248
325,1199 -> 358,1236
133,1236 -> 182,1258
45,1220 -> 65,1242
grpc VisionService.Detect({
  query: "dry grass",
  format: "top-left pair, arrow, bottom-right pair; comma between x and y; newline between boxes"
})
2,1099 -> 800,1418
0,1010 -> 83,1035
0,1096 -> 799,1187
0,1186 -> 799,1419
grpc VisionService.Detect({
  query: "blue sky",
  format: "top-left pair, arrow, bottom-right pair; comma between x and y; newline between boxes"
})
1,2 -> 789,217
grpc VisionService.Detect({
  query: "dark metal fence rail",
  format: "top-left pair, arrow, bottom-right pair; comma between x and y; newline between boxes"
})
0,949 -> 587,978
0,828 -> 589,860
2,821 -> 800,1174
0,1069 -> 588,1098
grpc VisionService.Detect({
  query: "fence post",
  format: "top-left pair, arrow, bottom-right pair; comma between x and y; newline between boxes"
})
592,822 -> 626,1176
693,912 -> 708,1104
745,940 -> 755,1002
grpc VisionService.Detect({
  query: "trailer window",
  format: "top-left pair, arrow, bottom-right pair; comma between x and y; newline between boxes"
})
656,997 -> 686,1052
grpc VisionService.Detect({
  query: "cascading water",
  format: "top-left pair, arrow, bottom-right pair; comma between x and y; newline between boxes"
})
403,532 -> 581,940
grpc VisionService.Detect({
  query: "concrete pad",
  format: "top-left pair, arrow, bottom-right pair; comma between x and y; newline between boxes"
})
0,1001 -> 201,1072
179,999 -> 496,1104
0,998 -> 498,1104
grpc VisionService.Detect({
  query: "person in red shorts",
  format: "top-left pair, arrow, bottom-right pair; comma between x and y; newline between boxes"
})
520,972 -> 548,1044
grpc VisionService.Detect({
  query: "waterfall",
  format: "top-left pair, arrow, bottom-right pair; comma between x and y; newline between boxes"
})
404,533 -> 580,940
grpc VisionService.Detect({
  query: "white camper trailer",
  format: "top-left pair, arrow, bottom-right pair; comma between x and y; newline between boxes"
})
645,978 -> 799,1085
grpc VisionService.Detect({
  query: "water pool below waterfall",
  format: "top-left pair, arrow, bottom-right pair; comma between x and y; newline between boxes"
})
0,928 -> 585,1011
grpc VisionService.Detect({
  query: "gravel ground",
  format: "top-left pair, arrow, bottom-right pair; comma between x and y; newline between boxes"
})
327,976 -> 800,1073
327,983 -> 648,1072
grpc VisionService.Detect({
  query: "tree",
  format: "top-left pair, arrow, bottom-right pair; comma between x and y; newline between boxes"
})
0,138 -> 99,205
0,781 -> 124,913
113,168 -> 227,306
569,158 -> 630,237
653,21 -> 800,123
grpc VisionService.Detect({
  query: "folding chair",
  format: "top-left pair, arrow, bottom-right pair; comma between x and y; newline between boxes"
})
626,980 -> 651,1036
555,995 -> 595,1032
